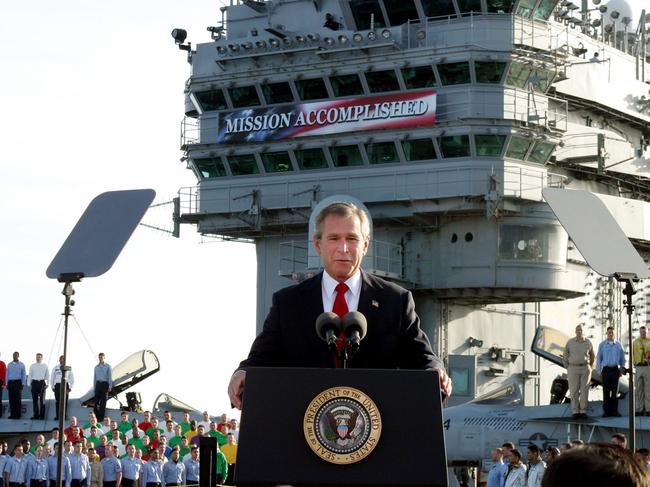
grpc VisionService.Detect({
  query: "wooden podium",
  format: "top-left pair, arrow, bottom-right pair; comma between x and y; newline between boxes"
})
235,367 -> 447,487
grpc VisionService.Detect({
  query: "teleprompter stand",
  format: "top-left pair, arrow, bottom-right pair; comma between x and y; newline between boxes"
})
46,189 -> 155,487
543,188 -> 650,451
235,367 -> 448,487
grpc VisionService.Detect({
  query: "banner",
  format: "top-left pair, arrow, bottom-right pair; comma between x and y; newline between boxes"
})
216,90 -> 436,144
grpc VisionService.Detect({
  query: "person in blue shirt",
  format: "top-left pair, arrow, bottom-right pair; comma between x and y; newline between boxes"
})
6,352 -> 26,420
120,445 -> 141,487
47,443 -> 72,487
93,354 -> 113,423
161,449 -> 184,486
4,445 -> 28,487
183,447 -> 200,486
68,442 -> 90,487
0,441 -> 8,487
100,446 -> 121,487
487,447 -> 508,487
596,326 -> 626,417
26,446 -> 48,487
139,449 -> 163,487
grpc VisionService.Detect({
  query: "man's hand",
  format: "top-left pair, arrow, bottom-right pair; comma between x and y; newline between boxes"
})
228,370 -> 247,410
437,369 -> 452,398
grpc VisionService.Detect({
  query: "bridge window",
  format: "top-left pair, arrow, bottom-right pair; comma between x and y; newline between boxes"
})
505,62 -> 532,89
402,138 -> 437,161
437,62 -> 471,85
534,0 -> 557,20
261,152 -> 293,173
439,135 -> 470,158
486,0 -> 515,13
475,61 -> 507,84
365,69 -> 400,93
262,82 -> 294,104
457,0 -> 482,15
331,145 -> 364,166
194,90 -> 228,111
383,0 -> 419,25
229,86 -> 261,108
515,0 -> 535,18
499,224 -> 565,263
296,78 -> 329,101
530,67 -> 555,92
402,66 -> 437,89
505,136 -> 532,160
350,0 -> 387,30
194,157 -> 227,178
228,154 -> 259,175
330,74 -> 365,97
475,135 -> 507,157
295,148 -> 328,170
421,0 -> 456,18
528,141 -> 555,164
366,142 -> 399,164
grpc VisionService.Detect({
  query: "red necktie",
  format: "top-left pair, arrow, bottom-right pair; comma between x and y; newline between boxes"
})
332,283 -> 350,367
333,282 -> 349,318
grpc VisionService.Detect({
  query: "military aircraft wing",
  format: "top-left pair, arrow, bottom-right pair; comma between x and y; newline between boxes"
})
80,350 -> 160,407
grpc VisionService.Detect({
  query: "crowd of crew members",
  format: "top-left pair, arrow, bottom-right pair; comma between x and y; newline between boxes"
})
0,410 -> 239,487
476,434 -> 650,487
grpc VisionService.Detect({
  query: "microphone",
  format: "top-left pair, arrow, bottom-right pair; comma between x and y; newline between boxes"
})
342,311 -> 367,351
315,312 -> 342,349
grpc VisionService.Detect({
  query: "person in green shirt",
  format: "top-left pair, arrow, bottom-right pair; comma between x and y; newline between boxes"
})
128,427 -> 144,451
178,437 -> 191,460
169,425 -> 184,449
87,426 -> 102,447
207,422 -> 227,447
146,417 -> 164,440
179,412 -> 192,435
83,413 -> 104,435
215,443 -> 228,485
117,411 -> 132,435
30,434 -> 46,455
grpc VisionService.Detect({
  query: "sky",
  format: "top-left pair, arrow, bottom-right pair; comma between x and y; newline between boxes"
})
0,0 -> 256,417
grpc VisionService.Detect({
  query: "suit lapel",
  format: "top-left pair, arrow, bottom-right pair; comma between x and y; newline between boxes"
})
358,270 -> 378,318
304,272 -> 324,316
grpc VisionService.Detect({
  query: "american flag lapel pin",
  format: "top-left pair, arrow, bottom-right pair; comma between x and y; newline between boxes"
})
372,300 -> 379,308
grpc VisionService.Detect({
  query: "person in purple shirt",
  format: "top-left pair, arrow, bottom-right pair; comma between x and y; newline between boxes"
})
189,426 -> 205,448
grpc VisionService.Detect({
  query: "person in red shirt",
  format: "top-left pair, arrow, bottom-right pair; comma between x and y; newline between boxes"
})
139,410 -> 153,433
66,426 -> 84,443
64,416 -> 84,439
216,413 -> 228,433
0,354 -> 6,418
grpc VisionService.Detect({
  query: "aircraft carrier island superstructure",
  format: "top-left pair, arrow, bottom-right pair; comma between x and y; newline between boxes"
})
173,0 -> 650,411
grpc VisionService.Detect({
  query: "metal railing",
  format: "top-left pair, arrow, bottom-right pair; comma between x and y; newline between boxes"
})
180,117 -> 200,148
279,240 -> 308,276
366,239 -> 403,278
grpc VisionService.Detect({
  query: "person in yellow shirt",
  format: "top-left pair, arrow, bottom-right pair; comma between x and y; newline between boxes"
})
220,433 -> 238,486
184,420 -> 199,443
633,325 -> 650,415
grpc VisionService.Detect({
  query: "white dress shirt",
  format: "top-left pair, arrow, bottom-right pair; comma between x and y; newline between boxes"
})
321,270 -> 362,313
51,364 -> 75,389
29,362 -> 50,382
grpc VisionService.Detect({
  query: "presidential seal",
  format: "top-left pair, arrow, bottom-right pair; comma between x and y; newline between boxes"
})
303,386 -> 382,464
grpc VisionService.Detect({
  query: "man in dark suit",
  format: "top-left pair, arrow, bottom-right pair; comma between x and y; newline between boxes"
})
228,201 -> 452,408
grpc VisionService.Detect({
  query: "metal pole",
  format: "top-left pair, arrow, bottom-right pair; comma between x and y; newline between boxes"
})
55,282 -> 74,487
623,279 -> 636,452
